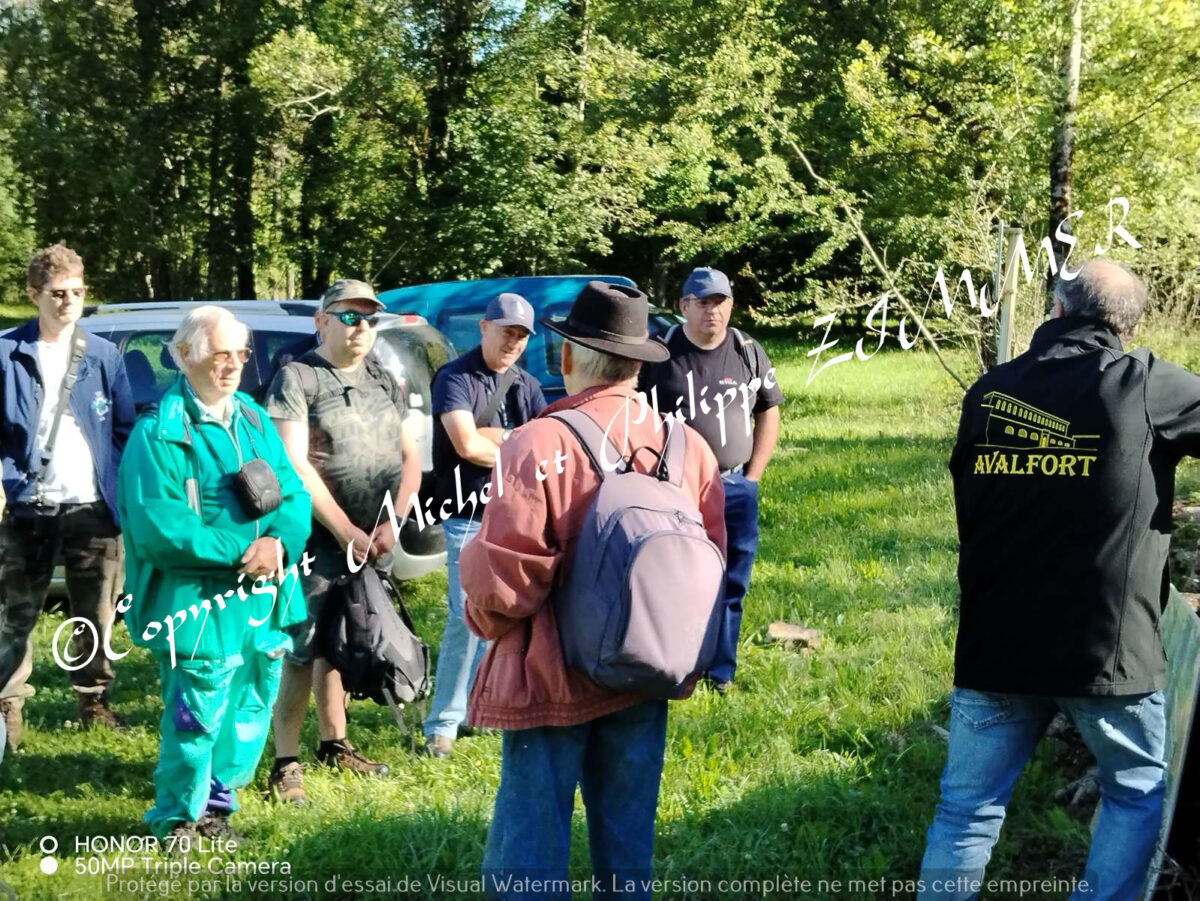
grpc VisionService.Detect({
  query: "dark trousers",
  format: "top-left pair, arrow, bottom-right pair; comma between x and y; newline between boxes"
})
709,472 -> 760,685
0,500 -> 123,703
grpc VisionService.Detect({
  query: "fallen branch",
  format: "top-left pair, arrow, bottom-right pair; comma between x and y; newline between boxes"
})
767,119 -> 971,392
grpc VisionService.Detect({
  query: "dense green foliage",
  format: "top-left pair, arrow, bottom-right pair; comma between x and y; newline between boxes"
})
0,0 -> 1195,351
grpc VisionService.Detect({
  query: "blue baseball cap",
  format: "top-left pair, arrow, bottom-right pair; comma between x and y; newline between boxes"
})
681,267 -> 732,300
484,292 -> 536,335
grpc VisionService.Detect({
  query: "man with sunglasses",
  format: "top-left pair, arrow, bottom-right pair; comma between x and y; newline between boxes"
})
265,278 -> 420,802
0,243 -> 135,750
638,267 -> 783,694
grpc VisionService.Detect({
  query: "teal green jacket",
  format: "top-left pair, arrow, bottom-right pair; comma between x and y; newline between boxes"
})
117,378 -> 312,663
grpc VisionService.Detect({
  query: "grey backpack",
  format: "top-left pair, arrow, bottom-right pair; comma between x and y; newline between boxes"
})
551,409 -> 725,699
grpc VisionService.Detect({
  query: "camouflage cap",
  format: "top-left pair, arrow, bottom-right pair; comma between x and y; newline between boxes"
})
320,278 -> 384,311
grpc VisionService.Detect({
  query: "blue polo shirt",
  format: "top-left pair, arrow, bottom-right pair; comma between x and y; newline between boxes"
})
430,345 -> 546,515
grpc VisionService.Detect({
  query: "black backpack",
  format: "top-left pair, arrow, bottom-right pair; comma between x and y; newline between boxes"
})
317,565 -> 431,728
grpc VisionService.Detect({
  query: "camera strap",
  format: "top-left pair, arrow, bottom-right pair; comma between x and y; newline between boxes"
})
32,327 -> 89,501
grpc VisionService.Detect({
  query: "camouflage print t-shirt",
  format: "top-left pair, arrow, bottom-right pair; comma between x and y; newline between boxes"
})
265,350 -> 407,560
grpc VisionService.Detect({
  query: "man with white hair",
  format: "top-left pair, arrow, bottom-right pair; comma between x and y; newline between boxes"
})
117,305 -> 312,842
919,260 -> 1200,900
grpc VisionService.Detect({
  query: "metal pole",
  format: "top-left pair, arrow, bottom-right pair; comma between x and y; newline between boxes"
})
995,227 -> 1024,364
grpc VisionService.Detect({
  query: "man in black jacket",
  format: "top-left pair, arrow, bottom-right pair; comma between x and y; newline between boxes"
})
918,260 -> 1200,901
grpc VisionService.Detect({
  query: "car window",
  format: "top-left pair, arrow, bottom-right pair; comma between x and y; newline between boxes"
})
437,312 -> 483,356
107,328 -> 311,409
376,325 -> 455,412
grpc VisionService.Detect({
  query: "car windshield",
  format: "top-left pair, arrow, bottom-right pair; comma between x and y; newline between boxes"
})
96,328 -> 312,409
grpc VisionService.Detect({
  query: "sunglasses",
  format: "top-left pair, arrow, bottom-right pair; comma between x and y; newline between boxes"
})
46,287 -> 88,301
329,311 -> 380,328
210,348 -> 252,364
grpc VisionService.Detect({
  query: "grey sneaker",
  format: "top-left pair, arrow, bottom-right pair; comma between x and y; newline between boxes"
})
423,735 -> 454,760
267,761 -> 308,805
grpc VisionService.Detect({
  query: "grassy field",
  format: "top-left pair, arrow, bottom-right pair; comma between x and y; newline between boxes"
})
0,336 -> 1164,899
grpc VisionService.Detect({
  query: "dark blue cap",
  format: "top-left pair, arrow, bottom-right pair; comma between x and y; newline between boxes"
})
484,292 -> 536,334
681,267 -> 732,300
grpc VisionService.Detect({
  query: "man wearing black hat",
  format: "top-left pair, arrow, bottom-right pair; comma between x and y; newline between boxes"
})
421,292 -> 546,759
460,281 -> 726,897
640,267 -> 783,692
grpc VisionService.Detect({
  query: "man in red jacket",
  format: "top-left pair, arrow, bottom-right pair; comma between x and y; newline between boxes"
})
462,281 -> 725,899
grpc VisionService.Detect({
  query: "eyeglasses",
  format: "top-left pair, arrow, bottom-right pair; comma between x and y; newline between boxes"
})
46,287 -> 88,301
209,348 -> 252,364
330,311 -> 379,328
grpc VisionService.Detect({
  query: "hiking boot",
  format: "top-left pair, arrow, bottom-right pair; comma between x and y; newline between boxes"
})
78,692 -> 127,730
423,734 -> 454,760
267,761 -> 308,805
166,821 -> 199,854
317,740 -> 390,776
197,811 -> 244,844
1,699 -> 22,751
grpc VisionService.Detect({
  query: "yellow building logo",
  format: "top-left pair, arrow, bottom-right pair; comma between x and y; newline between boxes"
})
974,392 -> 1099,477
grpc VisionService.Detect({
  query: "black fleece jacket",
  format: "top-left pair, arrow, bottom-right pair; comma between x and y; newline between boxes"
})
951,316 -> 1200,696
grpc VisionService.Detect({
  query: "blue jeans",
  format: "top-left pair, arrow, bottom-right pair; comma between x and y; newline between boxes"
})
482,700 -> 669,900
919,688 -> 1167,901
424,517 -> 486,740
709,473 -> 760,685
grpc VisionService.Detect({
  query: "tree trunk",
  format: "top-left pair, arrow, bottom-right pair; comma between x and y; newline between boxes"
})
1046,0 -> 1082,310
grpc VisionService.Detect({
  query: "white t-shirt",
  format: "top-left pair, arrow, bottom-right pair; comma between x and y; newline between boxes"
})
34,333 -> 99,504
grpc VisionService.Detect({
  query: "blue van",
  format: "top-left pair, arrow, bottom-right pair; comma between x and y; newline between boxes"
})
378,275 -> 679,400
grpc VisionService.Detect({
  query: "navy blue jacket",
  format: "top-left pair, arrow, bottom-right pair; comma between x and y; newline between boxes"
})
0,320 -> 135,525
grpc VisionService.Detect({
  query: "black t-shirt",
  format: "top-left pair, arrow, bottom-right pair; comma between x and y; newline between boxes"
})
639,327 -> 783,471
431,346 -> 547,515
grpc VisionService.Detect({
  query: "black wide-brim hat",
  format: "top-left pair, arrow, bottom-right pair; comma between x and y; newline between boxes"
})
539,280 -> 670,363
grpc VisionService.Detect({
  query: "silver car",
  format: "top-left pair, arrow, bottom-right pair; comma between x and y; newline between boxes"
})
60,300 -> 453,582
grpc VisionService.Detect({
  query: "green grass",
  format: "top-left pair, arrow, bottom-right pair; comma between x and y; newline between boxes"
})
0,342 -> 1109,899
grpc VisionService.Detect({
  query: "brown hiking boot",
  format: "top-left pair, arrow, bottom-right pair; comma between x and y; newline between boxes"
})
267,761 -> 308,805
78,692 -> 126,730
317,740 -> 390,776
1,699 -> 22,751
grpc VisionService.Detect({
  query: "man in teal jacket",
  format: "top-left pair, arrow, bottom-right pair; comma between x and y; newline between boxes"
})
117,305 -> 312,842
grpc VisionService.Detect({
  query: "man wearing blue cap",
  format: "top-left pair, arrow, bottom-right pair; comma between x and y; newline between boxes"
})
422,293 -> 547,758
639,267 -> 783,692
